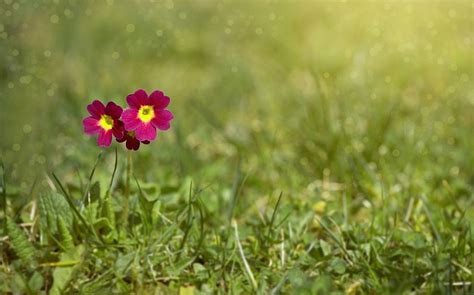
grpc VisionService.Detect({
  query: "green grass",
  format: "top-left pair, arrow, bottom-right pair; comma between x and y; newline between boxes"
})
0,0 -> 473,294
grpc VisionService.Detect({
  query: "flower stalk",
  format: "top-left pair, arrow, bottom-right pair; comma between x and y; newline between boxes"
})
122,149 -> 133,227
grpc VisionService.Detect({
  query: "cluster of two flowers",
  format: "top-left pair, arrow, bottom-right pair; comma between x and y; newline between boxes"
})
83,89 -> 173,150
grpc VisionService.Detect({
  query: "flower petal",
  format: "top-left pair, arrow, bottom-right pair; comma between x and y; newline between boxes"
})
116,136 -> 126,143
135,123 -> 156,141
105,102 -> 123,119
83,117 -> 101,134
134,89 -> 149,105
97,130 -> 113,147
151,110 -> 173,130
126,137 -> 140,150
126,94 -> 141,109
112,121 -> 124,139
87,100 -> 106,118
157,109 -> 174,121
150,90 -> 170,109
122,109 -> 141,131
151,119 -> 171,131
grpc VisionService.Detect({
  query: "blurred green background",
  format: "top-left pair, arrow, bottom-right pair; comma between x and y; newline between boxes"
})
0,0 -> 473,292
0,0 -> 472,217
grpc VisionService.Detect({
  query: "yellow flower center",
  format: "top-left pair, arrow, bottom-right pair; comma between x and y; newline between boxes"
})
98,114 -> 114,131
138,105 -> 155,123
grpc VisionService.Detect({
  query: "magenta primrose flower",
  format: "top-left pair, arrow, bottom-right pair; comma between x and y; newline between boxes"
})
122,89 -> 174,142
117,130 -> 150,151
83,100 -> 124,147
82,89 -> 173,150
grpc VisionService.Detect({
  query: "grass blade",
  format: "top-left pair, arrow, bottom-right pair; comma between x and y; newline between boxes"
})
81,152 -> 103,207
51,172 -> 103,244
232,219 -> 258,291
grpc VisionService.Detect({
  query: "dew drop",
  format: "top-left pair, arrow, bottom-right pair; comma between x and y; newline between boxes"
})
126,24 -> 135,32
64,9 -> 73,18
23,124 -> 32,134
19,75 -> 32,84
50,14 -> 59,24
12,143 -> 20,152
37,155 -> 46,164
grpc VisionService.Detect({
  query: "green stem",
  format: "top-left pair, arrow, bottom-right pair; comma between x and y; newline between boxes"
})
1,160 -> 7,243
122,150 -> 132,227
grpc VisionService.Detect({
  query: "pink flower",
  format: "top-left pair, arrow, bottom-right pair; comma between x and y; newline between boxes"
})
117,130 -> 150,151
82,100 -> 124,147
114,121 -> 149,150
122,89 -> 174,142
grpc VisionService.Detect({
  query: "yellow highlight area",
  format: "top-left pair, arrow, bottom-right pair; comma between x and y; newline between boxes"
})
312,201 -> 327,214
98,114 -> 114,131
138,105 -> 155,123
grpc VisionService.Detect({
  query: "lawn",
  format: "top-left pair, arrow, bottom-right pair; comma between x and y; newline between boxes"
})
0,0 -> 473,294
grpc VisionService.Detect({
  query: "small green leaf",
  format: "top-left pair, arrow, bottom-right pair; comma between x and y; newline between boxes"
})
57,216 -> 74,251
320,239 -> 332,256
84,202 -> 99,224
6,217 -> 37,266
104,195 -> 116,230
28,271 -> 44,292
288,268 -> 306,289
192,263 -> 206,273
403,232 -> 427,250
115,252 -> 135,275
50,245 -> 85,295
39,192 -> 73,236
330,258 -> 347,274
11,272 -> 27,294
